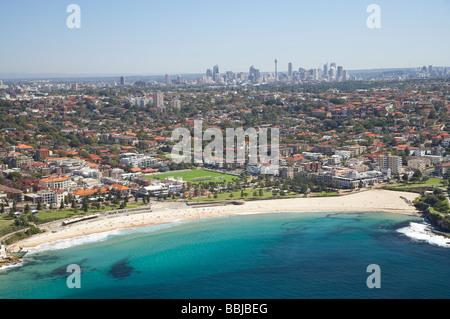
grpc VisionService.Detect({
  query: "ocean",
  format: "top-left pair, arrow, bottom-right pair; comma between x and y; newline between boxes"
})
0,211 -> 449,299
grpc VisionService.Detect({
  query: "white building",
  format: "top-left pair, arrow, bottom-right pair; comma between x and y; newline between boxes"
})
119,153 -> 158,168
37,189 -> 66,207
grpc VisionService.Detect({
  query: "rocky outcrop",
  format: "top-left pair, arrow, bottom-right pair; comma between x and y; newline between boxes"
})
0,256 -> 21,268
424,209 -> 450,233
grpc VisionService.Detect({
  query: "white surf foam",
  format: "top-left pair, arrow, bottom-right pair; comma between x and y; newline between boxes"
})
26,229 -> 125,255
0,260 -> 25,272
397,222 -> 450,248
26,221 -> 187,255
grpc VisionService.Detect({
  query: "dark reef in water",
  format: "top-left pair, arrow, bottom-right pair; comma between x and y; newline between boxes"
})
50,258 -> 89,277
108,258 -> 136,279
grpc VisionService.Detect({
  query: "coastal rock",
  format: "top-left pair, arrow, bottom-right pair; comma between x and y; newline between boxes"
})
0,256 -> 22,268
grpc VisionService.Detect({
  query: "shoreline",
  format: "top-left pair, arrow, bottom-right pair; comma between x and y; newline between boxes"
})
8,189 -> 421,252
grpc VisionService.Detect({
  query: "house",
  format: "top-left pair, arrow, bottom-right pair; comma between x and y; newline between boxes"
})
434,163 -> 450,176
39,176 -> 71,190
109,184 -> 131,197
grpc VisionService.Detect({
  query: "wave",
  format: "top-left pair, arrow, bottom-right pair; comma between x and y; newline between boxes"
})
397,222 -> 450,248
0,260 -> 25,272
26,221 -> 187,255
25,229 -> 126,255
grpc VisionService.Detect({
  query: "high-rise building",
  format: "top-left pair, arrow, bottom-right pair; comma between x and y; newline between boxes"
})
206,69 -> 213,78
153,91 -> 165,112
337,66 -> 344,80
213,65 -> 220,82
323,63 -> 329,79
120,76 -> 126,86
312,69 -> 319,81
377,155 -> 402,174
170,99 -> 182,110
274,59 -> 278,80
329,66 -> 336,81
165,74 -> 171,85
288,62 -> 293,77
343,70 -> 350,81
249,65 -> 261,83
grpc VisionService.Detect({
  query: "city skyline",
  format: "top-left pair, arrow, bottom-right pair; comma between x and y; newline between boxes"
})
0,0 -> 449,76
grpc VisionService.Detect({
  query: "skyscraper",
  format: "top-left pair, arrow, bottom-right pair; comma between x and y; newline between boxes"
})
153,91 -> 165,112
329,64 -> 336,81
288,62 -> 293,77
337,66 -> 344,80
249,65 -> 261,83
274,59 -> 278,81
323,63 -> 329,79
213,65 -> 220,82
165,74 -> 171,85
120,76 -> 125,86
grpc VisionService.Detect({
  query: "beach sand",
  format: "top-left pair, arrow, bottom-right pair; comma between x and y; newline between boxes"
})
9,189 -> 420,251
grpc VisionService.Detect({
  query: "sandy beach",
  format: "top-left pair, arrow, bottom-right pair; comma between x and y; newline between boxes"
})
9,189 -> 420,251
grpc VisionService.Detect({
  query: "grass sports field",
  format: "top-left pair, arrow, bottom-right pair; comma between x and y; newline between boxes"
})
145,169 -> 240,184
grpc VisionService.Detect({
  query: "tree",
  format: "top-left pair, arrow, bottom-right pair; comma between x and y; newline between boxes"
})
93,202 -> 100,211
12,199 -> 17,212
82,201 -> 89,213
37,201 -> 42,211
402,173 -> 409,183
60,200 -> 65,210
24,203 -> 31,214
0,203 -> 4,214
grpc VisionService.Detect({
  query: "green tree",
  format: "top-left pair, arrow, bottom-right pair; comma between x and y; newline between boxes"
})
402,173 -> 409,183
82,201 -> 89,213
24,203 -> 31,214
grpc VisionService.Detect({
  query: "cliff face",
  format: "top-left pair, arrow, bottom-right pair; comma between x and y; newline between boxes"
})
424,210 -> 450,233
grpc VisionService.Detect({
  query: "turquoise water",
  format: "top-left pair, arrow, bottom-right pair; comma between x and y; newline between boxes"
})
0,211 -> 449,299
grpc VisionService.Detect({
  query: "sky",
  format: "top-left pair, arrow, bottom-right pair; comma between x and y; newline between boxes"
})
0,0 -> 449,77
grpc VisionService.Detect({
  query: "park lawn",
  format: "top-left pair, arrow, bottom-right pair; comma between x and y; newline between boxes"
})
187,189 -> 302,202
309,191 -> 339,197
0,219 -> 14,234
390,177 -> 444,188
145,169 -> 240,184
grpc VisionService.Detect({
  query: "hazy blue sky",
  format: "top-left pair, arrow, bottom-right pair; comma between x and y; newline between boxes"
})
0,0 -> 449,76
